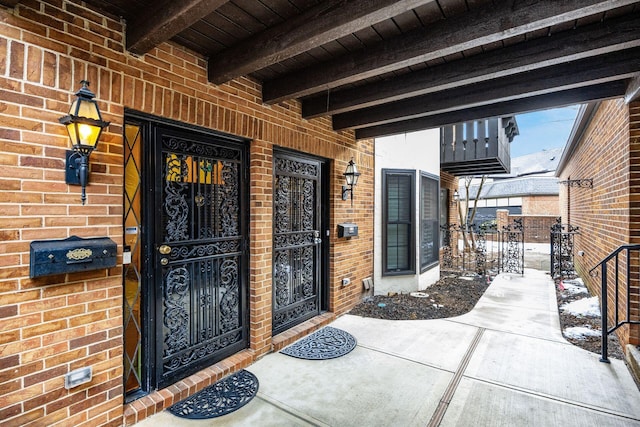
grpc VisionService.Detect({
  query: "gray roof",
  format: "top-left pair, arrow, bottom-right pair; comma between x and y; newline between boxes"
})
493,148 -> 563,178
463,149 -> 562,199
467,176 -> 559,199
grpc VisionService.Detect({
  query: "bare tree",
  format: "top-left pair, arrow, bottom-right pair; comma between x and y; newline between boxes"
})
457,175 -> 486,251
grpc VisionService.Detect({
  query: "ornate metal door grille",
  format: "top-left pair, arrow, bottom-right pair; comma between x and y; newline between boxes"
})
155,128 -> 247,388
273,153 -> 323,335
500,218 -> 524,275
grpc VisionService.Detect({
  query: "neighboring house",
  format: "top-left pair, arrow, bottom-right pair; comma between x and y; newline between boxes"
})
556,99 -> 640,358
374,130 -> 441,295
462,149 -> 561,229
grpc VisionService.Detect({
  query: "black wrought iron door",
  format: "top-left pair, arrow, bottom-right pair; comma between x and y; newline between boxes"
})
153,127 -> 247,388
272,153 -> 324,335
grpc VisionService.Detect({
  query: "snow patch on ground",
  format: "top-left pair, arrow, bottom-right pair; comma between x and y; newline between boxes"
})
561,278 -> 589,296
563,326 -> 601,340
560,296 -> 600,317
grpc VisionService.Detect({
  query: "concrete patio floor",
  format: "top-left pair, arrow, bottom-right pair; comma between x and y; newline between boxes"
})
135,269 -> 640,426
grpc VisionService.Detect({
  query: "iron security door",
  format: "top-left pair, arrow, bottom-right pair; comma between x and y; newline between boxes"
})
153,127 -> 247,388
273,152 -> 325,335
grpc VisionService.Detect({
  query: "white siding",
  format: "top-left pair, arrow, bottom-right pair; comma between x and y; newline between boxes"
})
374,129 -> 441,295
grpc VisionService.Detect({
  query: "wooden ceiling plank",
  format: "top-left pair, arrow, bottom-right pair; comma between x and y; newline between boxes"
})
207,0 -> 437,84
127,0 -> 231,55
626,75 -> 640,103
391,9 -> 424,33
354,81 -> 629,139
0,0 -> 19,7
263,0 -> 638,103
301,12 -> 640,118
333,47 -> 640,130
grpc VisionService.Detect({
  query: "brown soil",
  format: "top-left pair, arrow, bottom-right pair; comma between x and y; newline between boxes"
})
555,279 -> 624,360
348,273 -> 490,320
348,271 -> 625,359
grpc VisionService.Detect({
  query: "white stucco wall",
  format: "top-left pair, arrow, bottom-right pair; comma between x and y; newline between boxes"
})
374,129 -> 441,295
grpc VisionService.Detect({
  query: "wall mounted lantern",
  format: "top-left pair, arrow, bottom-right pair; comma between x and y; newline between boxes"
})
59,81 -> 110,205
453,190 -> 460,203
342,158 -> 361,206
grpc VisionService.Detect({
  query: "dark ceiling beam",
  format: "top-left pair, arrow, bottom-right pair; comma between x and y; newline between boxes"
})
0,0 -> 19,7
302,12 -> 640,119
333,48 -> 640,130
207,0 -> 437,84
355,81 -> 629,140
127,0 -> 230,55
626,75 -> 640,103
263,0 -> 638,104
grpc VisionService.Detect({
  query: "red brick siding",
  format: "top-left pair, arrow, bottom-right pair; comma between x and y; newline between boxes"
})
0,1 -> 374,426
440,171 -> 459,225
558,98 -> 639,348
506,214 -> 557,244
522,195 -> 559,216
627,101 -> 640,346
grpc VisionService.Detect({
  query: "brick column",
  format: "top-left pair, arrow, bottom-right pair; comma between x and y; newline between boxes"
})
249,140 -> 273,354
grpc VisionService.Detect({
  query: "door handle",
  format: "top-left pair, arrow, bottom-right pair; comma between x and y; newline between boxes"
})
158,244 -> 172,255
313,230 -> 322,245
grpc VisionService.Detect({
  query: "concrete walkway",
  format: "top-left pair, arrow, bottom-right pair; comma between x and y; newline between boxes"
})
136,269 -> 640,426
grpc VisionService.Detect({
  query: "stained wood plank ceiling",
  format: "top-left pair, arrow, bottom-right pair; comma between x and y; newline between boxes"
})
8,0 -> 640,138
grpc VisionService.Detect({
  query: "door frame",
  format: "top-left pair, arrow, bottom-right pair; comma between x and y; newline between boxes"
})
272,148 -> 330,334
124,109 -> 250,393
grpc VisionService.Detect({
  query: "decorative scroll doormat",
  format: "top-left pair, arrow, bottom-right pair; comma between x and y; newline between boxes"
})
280,326 -> 357,360
168,370 -> 259,419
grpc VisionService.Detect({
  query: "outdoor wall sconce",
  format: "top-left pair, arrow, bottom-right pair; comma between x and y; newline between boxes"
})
453,190 -> 460,203
342,158 -> 361,206
59,80 -> 110,205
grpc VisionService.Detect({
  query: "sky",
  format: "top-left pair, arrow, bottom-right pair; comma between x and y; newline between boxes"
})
511,105 -> 580,158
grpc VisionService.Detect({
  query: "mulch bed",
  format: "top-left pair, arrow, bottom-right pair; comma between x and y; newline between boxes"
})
348,273 -> 490,320
348,271 -> 625,359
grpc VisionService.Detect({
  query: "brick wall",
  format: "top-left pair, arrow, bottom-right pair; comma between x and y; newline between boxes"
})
557,98 -> 639,349
503,214 -> 557,244
440,171 -> 459,225
0,1 -> 374,426
522,195 -> 559,216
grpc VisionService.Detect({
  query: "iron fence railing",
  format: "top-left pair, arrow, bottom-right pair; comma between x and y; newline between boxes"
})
500,218 -> 524,275
589,244 -> 640,363
440,220 -> 524,276
550,218 -> 580,279
440,223 -> 500,275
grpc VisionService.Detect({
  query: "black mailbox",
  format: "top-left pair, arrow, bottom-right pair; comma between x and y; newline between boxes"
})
30,236 -> 117,278
337,223 -> 358,238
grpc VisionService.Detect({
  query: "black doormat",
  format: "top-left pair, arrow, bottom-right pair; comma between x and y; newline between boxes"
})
168,369 -> 259,419
280,326 -> 357,360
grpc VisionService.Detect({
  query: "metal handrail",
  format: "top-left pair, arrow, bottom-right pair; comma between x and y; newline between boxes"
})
589,244 -> 640,363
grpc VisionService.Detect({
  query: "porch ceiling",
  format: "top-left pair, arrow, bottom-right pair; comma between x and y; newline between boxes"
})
6,0 -> 639,138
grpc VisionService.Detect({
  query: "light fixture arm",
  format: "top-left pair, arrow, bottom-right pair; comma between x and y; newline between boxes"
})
78,154 -> 90,205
